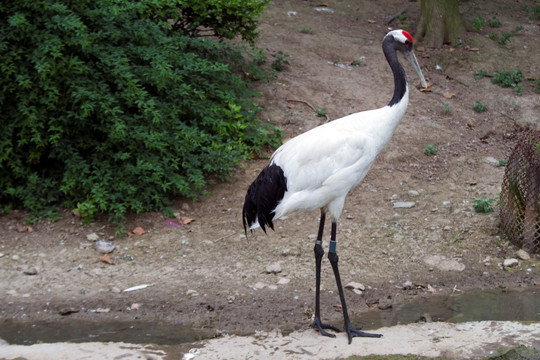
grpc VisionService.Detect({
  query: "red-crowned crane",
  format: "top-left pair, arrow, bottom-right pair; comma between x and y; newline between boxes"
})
242,29 -> 427,344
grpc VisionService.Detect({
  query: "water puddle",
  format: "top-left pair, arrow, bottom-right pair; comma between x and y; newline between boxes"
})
0,319 -> 210,345
358,287 -> 540,330
0,287 -> 538,345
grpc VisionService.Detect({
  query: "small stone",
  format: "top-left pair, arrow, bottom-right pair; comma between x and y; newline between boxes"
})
95,240 -> 116,254
23,267 -> 39,275
408,190 -> 420,196
86,233 -> 99,241
484,157 -> 499,166
186,289 -> 199,296
110,287 -> 121,293
11,255 -> 20,261
267,285 -> 278,290
516,249 -> 530,260
59,308 -> 79,316
266,262 -> 282,274
443,226 -> 452,231
253,282 -> 266,290
277,278 -> 290,285
402,281 -> 414,290
95,308 -> 110,313
345,281 -> 366,291
0,253 -> 4,258
503,258 -> 519,268
393,201 -> 416,209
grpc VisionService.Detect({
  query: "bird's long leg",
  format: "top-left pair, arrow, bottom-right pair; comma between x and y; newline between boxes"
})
327,220 -> 383,344
312,211 -> 341,337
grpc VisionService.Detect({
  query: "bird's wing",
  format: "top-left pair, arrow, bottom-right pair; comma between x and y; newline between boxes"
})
271,119 -> 373,193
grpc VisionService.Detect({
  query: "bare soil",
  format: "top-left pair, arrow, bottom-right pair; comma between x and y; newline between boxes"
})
1,0 -> 539,352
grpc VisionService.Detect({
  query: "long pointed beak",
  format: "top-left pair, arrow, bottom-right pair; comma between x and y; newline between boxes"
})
406,50 -> 427,88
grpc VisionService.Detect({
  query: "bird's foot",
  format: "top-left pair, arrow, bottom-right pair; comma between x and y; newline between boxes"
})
345,323 -> 382,344
312,317 -> 340,338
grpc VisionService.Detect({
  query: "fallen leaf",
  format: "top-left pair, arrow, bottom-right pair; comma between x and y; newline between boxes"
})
367,19 -> 376,24
73,210 -> 81,218
468,47 -> 480,52
96,308 -> 110,313
133,226 -> 145,235
130,303 -> 140,310
442,92 -> 455,99
181,216 -> 193,225
287,103 -> 295,109
100,253 -> 113,265
420,88 -> 432,92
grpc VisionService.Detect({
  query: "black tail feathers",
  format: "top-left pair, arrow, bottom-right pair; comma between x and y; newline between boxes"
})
242,163 -> 287,234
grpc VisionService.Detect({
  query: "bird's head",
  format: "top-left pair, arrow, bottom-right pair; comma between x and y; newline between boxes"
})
384,29 -> 427,88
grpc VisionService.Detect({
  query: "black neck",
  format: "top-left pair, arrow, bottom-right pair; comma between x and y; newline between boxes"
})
383,38 -> 408,107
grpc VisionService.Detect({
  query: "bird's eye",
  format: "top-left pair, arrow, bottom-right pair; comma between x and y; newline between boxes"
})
404,40 -> 411,48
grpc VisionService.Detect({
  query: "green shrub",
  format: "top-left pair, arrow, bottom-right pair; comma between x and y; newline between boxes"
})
424,144 -> 438,156
487,16 -> 502,28
492,69 -> 524,93
0,0 -> 280,226
472,15 -> 485,32
473,101 -> 487,113
473,196 -> 495,213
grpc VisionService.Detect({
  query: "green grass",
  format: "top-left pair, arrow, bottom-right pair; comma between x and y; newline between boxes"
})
424,144 -> 438,156
473,196 -> 496,213
441,103 -> 452,115
473,101 -> 487,113
472,15 -> 485,31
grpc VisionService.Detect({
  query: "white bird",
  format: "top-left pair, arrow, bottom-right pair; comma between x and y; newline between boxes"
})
242,29 -> 427,344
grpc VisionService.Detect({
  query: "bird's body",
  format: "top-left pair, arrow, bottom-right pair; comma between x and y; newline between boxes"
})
264,94 -> 409,223
242,29 -> 426,344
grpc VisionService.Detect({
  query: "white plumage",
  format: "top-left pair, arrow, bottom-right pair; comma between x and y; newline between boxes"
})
271,94 -> 409,222
242,29 -> 426,344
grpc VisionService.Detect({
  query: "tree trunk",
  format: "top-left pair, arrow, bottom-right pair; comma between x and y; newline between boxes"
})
416,0 -> 465,48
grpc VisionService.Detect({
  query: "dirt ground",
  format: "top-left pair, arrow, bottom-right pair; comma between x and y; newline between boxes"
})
1,0 -> 539,357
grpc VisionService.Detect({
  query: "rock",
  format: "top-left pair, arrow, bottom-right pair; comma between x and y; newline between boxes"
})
424,255 -> 465,272
86,233 -> 100,241
23,267 -> 39,275
95,240 -> 116,254
277,278 -> 290,285
484,157 -> 499,166
59,308 -> 79,316
253,282 -> 266,290
11,255 -> 20,261
110,287 -> 121,293
503,258 -> 519,268
393,201 -> 416,209
345,282 -> 366,291
186,289 -> 199,296
266,262 -> 282,274
268,285 -> 278,290
408,190 -> 420,196
402,281 -> 414,290
516,249 -> 530,260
